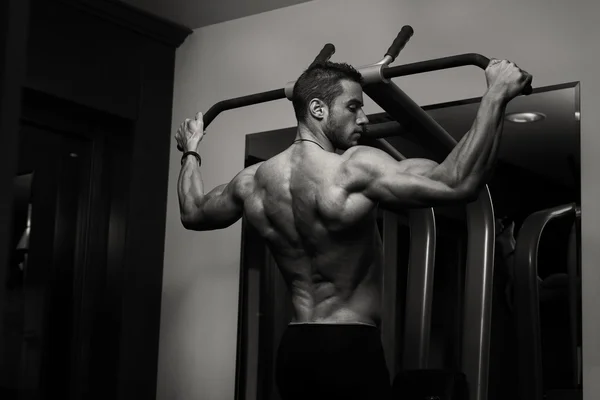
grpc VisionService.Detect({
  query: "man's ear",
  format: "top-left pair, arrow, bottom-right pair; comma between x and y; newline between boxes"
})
308,98 -> 326,120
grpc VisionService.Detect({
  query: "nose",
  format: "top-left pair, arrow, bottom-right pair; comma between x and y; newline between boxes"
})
357,109 -> 369,126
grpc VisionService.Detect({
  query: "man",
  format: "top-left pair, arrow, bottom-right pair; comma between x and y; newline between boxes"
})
175,59 -> 532,399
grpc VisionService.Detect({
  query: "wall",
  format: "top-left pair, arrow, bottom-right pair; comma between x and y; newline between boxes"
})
160,0 -> 600,398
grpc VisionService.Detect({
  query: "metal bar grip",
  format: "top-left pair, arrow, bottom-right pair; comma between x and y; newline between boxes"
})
202,88 -> 286,129
176,89 -> 286,151
385,25 -> 414,63
471,55 -> 533,95
309,43 -> 336,68
384,53 -> 532,95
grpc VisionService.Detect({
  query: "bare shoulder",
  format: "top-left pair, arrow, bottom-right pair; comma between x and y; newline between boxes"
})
336,145 -> 440,191
231,161 -> 264,200
341,145 -> 439,172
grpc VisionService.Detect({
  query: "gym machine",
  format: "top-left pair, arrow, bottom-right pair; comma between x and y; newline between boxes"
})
513,203 -> 582,400
220,26 -> 533,400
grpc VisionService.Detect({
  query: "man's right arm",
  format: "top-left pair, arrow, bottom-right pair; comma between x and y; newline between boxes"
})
432,87 -> 508,192
434,59 -> 532,189
339,59 -> 532,211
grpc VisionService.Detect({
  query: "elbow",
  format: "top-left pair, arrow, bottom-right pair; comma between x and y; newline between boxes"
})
451,164 -> 491,203
455,176 -> 482,203
437,166 -> 479,203
461,186 -> 479,203
180,215 -> 194,230
433,164 -> 482,204
180,212 -> 203,231
180,212 -> 223,231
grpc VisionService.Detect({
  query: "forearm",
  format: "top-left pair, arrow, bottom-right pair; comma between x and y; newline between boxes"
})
434,89 -> 507,190
178,155 -> 205,222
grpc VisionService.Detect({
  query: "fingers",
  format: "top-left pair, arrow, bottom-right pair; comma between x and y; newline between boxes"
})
175,113 -> 205,146
487,58 -> 516,73
521,72 -> 533,91
489,59 -> 517,67
194,112 -> 205,136
184,114 -> 206,132
487,58 -> 531,85
487,58 -> 501,69
175,123 -> 184,138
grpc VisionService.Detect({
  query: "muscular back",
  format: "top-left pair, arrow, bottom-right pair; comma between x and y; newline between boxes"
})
242,144 -> 384,326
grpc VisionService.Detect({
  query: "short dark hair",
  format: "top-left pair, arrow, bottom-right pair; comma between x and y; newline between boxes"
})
292,61 -> 364,123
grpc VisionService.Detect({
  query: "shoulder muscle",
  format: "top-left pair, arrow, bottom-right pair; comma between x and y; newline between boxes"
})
231,162 -> 263,201
338,146 -> 473,210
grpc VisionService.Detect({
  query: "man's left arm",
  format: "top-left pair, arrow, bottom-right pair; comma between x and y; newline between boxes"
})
178,157 -> 261,231
175,111 -> 260,231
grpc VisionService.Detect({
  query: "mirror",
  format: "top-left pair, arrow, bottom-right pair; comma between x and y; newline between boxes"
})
236,82 -> 581,400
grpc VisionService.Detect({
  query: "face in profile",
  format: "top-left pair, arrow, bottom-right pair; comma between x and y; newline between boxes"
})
324,80 -> 369,150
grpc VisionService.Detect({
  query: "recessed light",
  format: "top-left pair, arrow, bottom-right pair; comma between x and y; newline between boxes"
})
505,112 -> 546,123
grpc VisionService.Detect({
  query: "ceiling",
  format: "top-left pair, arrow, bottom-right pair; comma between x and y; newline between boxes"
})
118,0 -> 314,29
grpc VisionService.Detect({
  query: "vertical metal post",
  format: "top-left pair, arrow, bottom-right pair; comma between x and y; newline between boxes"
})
381,211 -> 400,379
461,187 -> 496,400
513,203 -> 577,400
402,209 -> 437,370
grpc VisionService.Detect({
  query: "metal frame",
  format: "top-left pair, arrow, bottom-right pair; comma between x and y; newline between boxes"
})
567,211 -> 582,387
378,145 -> 437,379
381,210 -> 401,378
401,208 -> 437,370
461,187 -> 496,400
513,203 -> 580,400
374,127 -> 437,379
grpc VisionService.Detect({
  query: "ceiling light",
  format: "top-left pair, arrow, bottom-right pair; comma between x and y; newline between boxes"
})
505,112 -> 546,123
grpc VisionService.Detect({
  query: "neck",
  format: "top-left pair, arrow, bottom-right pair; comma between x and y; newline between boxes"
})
294,124 -> 335,152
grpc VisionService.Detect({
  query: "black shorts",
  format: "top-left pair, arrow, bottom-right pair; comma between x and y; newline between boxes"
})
275,323 -> 392,400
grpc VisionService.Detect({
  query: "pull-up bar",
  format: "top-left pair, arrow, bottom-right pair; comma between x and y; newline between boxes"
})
199,26 -> 532,132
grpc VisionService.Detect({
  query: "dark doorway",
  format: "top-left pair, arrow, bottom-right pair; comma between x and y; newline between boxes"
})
0,89 -> 132,400
16,123 -> 92,399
